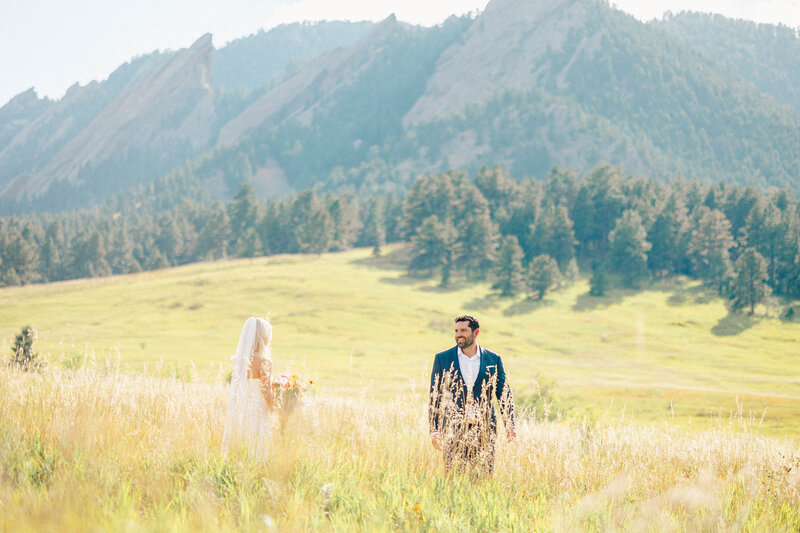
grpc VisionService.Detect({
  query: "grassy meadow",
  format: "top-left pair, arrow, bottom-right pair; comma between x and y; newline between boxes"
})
1,245 -> 800,531
1,363 -> 798,531
1,245 -> 799,434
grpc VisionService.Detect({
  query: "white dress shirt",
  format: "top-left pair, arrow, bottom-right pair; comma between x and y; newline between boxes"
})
457,344 -> 481,389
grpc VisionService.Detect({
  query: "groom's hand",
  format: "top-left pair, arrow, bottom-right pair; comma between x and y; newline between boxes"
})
431,432 -> 442,450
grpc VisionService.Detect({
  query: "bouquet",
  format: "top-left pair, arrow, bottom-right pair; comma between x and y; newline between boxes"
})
271,373 -> 313,415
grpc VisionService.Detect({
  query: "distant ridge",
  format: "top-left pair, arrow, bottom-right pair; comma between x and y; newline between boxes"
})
1,0 -> 800,214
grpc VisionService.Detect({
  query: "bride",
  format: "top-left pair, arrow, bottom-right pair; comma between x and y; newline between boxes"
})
222,316 -> 274,458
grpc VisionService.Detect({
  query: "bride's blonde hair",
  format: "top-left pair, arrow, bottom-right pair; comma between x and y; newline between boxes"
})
253,317 -> 272,355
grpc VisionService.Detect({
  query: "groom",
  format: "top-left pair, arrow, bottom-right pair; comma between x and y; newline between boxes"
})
429,315 -> 516,475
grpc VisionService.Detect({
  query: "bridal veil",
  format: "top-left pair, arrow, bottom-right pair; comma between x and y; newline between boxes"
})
222,316 -> 272,456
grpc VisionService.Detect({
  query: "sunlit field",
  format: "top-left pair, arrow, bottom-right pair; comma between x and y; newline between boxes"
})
1,362 -> 798,531
2,246 -> 800,530
1,246 -> 799,435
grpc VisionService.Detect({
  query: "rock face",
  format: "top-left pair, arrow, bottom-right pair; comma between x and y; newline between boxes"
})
404,0 -> 589,125
0,89 -> 51,152
0,35 -> 215,202
217,16 -> 405,147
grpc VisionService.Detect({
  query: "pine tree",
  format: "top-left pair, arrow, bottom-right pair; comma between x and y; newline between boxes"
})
257,201 -> 283,255
528,254 -> 560,300
0,227 -> 40,285
732,248 -> 771,314
774,204 -> 800,297
544,167 -> 579,210
298,209 -> 334,254
564,257 -> 580,284
196,206 -> 231,260
42,221 -> 67,280
744,198 -> 783,285
688,206 -> 736,292
327,193 -> 362,251
492,236 -> 525,297
403,171 -> 464,239
589,260 -> 608,296
474,165 -> 525,236
9,325 -> 44,371
286,191 -> 334,254
38,237 -> 60,282
69,231 -> 111,279
358,198 -> 386,255
572,163 -> 626,260
228,182 -> 259,253
547,204 -> 578,268
383,193 -> 404,243
526,199 -> 551,261
571,185 -> 595,259
647,193 -> 690,276
155,214 -> 182,264
608,209 -> 651,287
236,228 -> 263,258
409,215 -> 459,287
724,185 -> 760,243
457,191 -> 499,281
108,225 -> 141,274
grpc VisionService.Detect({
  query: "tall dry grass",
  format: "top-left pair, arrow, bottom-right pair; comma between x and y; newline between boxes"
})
1,361 -> 798,532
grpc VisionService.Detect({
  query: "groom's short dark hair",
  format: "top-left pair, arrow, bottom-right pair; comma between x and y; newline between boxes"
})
454,315 -> 479,331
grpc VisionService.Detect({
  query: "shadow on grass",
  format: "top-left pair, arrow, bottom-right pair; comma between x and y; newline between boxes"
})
350,245 -> 410,271
711,311 -> 758,336
572,290 -> 626,312
378,274 -> 420,286
419,279 -> 471,293
464,293 -> 505,311
665,282 -> 719,306
503,298 -> 555,316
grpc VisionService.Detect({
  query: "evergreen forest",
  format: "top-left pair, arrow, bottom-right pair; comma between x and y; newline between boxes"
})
2,164 -> 797,314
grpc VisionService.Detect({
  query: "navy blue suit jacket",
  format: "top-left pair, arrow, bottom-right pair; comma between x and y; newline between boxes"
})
429,346 -> 515,435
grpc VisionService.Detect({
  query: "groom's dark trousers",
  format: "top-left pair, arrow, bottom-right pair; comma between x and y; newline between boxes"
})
429,346 -> 515,475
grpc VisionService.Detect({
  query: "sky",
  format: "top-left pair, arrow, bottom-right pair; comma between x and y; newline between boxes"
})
1,0 -> 799,107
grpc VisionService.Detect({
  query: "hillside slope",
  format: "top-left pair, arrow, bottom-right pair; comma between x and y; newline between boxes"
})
1,247 -> 798,434
655,11 -> 800,112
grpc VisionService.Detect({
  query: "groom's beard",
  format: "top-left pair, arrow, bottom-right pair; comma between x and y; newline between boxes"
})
456,334 -> 475,349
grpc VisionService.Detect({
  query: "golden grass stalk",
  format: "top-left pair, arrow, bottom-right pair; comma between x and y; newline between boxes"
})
1,362 -> 798,532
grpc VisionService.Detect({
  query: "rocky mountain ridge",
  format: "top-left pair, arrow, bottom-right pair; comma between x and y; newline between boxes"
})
2,0 -> 800,214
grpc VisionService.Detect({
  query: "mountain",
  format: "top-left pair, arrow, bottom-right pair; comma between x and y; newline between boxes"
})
2,0 -> 800,215
0,89 -> 52,152
654,12 -> 800,113
4,35 -> 215,209
214,0 -> 800,192
212,14 -> 472,190
0,22 -> 375,213
213,21 -> 375,94
0,47 -> 178,210
399,0 -> 800,188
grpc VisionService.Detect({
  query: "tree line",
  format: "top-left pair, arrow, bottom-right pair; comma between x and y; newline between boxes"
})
1,163 -> 798,313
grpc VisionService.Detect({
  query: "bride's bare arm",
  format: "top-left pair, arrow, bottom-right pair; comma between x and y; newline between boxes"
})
258,358 -> 274,409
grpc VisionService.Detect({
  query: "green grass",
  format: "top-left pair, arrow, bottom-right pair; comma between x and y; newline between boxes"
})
1,365 -> 798,532
1,245 -> 799,436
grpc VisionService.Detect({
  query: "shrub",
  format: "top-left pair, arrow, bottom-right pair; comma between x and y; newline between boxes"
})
9,325 -> 45,371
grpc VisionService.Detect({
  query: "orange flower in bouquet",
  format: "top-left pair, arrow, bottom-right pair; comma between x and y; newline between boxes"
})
271,373 -> 312,415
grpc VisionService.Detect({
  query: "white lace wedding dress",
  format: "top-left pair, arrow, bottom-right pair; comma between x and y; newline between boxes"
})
222,318 -> 273,459
225,378 -> 271,458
